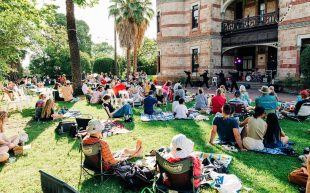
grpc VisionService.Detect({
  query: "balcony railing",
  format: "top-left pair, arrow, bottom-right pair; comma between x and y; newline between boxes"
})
222,11 -> 278,33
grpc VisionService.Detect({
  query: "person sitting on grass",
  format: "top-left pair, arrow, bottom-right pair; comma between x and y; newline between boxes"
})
59,80 -> 79,102
103,95 -> 133,122
269,86 -> 279,101
174,85 -> 185,100
0,111 -> 26,162
144,91 -> 162,115
240,107 -> 267,150
35,93 -> 46,108
156,88 -> 165,106
82,120 -> 142,169
172,95 -> 180,113
53,83 -> 64,102
164,134 -> 201,189
239,85 -> 252,107
264,113 -> 289,148
288,154 -> 309,192
40,99 -> 64,121
255,86 -> 277,114
82,80 -> 93,103
210,88 -> 227,114
90,86 -> 105,104
174,98 -> 189,119
281,90 -> 310,120
209,104 -> 245,151
195,88 -> 208,111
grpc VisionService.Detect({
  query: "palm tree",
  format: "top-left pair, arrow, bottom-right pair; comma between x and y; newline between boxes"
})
109,0 -> 139,79
133,0 -> 154,74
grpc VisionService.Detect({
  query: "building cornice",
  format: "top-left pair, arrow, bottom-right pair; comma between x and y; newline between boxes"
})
157,34 -> 221,44
279,21 -> 310,30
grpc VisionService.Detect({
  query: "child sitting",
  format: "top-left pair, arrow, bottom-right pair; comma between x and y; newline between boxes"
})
174,98 -> 189,119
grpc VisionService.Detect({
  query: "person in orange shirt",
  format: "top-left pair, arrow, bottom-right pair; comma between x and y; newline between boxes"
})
59,80 -> 79,102
82,120 -> 143,169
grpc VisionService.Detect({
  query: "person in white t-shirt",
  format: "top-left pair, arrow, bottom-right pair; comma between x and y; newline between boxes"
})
173,80 -> 181,92
174,98 -> 189,119
172,95 -> 180,113
90,86 -> 104,104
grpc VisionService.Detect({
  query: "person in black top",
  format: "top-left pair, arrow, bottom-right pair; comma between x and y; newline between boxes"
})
40,99 -> 63,121
281,90 -> 310,120
102,95 -> 133,122
184,71 -> 193,88
216,70 -> 227,90
229,70 -> 239,93
200,70 -> 210,89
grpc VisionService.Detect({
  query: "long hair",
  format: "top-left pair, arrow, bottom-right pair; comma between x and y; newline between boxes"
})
265,113 -> 281,144
0,111 -> 8,133
41,99 -> 54,119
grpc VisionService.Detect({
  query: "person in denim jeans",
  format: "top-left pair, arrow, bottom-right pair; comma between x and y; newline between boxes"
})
103,95 -> 133,122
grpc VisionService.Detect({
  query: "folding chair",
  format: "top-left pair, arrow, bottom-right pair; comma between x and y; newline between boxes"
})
102,104 -> 114,122
154,152 -> 197,193
75,114 -> 93,130
39,170 -> 79,193
287,102 -> 310,122
3,93 -> 23,112
78,142 -> 114,188
228,101 -> 247,119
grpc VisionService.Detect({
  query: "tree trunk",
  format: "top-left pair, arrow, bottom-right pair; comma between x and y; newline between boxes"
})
133,45 -> 138,74
114,23 -> 118,75
126,47 -> 131,80
66,0 -> 81,91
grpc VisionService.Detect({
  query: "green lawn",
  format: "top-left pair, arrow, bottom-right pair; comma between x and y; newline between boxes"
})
0,99 -> 309,193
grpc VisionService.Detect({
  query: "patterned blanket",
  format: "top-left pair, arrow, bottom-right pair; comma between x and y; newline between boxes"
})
140,112 -> 209,122
194,152 -> 233,168
78,121 -> 130,137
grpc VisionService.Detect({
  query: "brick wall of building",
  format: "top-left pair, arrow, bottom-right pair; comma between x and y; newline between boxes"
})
278,0 -> 310,78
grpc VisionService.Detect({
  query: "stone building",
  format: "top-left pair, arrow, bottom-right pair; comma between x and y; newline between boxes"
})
156,0 -> 310,82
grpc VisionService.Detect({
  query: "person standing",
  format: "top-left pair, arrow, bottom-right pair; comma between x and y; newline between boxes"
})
229,70 -> 239,93
216,70 -> 227,89
184,71 -> 193,88
200,70 -> 210,89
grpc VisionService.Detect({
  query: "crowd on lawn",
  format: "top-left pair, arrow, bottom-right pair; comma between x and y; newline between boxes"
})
0,71 -> 310,192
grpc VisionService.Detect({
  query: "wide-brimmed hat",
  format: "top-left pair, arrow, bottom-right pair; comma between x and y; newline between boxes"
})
170,134 -> 194,159
259,86 -> 270,94
86,120 -> 104,134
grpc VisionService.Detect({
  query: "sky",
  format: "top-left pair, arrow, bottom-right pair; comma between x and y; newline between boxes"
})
23,0 -> 157,67
41,0 -> 157,46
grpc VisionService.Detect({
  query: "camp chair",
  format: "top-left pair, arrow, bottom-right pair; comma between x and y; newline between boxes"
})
39,170 -> 79,193
287,102 -> 310,122
228,101 -> 247,119
75,114 -> 93,130
154,152 -> 198,193
3,93 -> 23,112
102,104 -> 114,122
78,141 -> 114,188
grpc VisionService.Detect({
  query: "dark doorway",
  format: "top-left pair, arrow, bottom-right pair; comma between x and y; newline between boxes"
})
267,47 -> 277,78
235,2 -> 243,19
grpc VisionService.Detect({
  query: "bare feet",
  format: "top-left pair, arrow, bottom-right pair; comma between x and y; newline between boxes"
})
132,140 -> 143,157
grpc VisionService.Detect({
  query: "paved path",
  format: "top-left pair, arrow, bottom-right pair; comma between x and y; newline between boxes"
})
185,86 -> 297,103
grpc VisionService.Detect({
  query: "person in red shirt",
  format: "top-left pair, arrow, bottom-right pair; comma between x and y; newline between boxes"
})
164,134 -> 201,189
113,81 -> 126,96
211,88 -> 227,114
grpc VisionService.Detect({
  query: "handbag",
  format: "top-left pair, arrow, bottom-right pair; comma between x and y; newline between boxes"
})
55,121 -> 77,135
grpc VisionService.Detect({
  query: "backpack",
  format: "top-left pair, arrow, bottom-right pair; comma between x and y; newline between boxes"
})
55,121 -> 78,136
114,163 -> 155,191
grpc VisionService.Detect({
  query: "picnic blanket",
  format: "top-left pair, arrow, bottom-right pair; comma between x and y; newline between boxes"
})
63,110 -> 81,118
101,121 -> 131,137
194,152 -> 232,168
140,112 -> 209,122
140,112 -> 175,122
252,145 -> 297,156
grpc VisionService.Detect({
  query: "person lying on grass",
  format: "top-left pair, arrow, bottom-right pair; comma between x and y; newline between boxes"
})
102,95 -> 133,122
209,104 -> 246,151
82,120 -> 142,169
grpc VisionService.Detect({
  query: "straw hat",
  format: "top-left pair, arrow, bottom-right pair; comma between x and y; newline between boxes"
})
170,134 -> 194,159
86,120 -> 104,134
259,86 -> 270,94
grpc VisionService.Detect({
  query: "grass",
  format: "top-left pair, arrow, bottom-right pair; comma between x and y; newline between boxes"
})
0,98 -> 309,193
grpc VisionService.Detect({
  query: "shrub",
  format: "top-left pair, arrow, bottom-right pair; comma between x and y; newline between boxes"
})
300,45 -> 310,87
93,57 -> 114,74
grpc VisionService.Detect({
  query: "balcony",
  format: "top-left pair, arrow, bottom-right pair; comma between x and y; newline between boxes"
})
222,11 -> 279,34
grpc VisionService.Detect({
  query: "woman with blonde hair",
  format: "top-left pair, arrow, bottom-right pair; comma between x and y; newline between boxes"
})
0,111 -> 19,162
41,99 -> 63,121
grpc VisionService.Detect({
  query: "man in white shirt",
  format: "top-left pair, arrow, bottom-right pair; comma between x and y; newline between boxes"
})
174,98 -> 189,119
173,80 -> 181,91
90,86 -> 104,104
